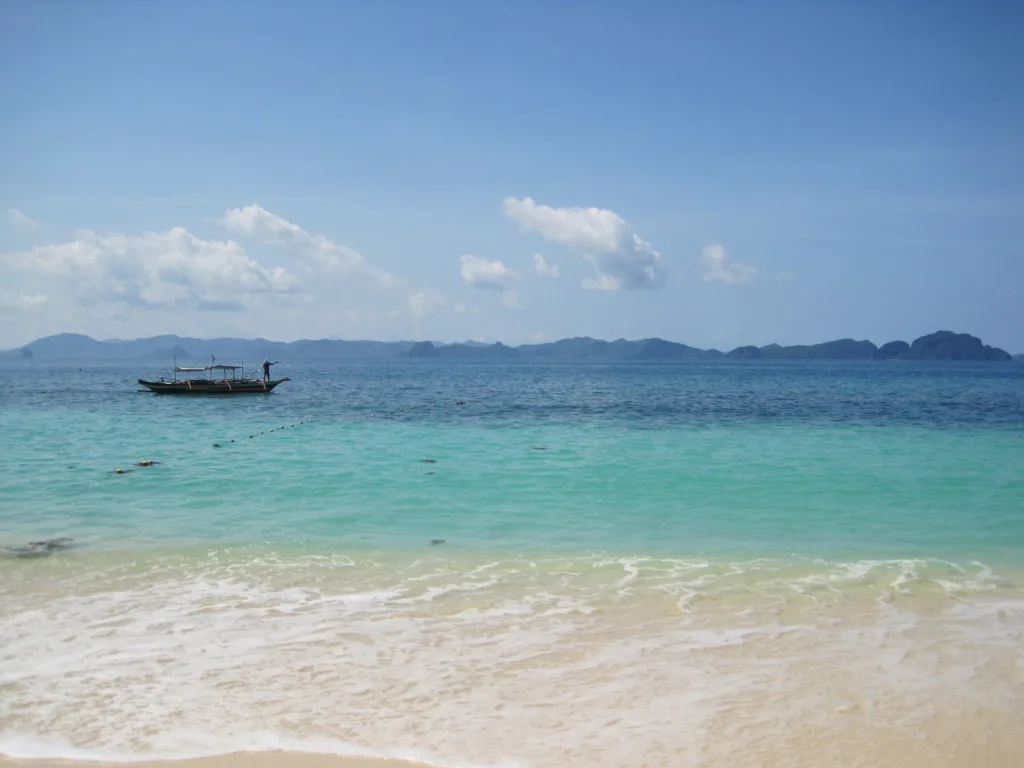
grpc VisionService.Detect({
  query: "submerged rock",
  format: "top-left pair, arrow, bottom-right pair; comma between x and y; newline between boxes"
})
6,537 -> 74,557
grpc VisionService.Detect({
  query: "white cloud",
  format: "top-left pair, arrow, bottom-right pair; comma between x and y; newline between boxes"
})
409,291 -> 447,318
0,292 -> 48,311
580,271 -> 621,291
702,244 -> 757,285
222,204 -> 403,290
503,196 -> 665,290
460,253 -> 519,290
2,227 -> 297,311
7,208 -> 40,234
532,253 -> 561,279
222,204 -> 361,270
503,197 -> 628,252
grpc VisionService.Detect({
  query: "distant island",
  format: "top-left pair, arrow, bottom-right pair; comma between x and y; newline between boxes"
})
0,330 -> 1014,362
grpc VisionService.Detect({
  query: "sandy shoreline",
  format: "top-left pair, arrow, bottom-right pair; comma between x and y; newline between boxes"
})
0,756 -> 430,768
4,558 -> 1022,768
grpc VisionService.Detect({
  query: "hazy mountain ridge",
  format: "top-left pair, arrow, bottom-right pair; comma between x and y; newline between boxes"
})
5,330 -> 1012,362
6,333 -> 414,362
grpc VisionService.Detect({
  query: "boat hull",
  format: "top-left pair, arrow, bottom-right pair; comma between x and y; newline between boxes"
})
138,378 -> 289,395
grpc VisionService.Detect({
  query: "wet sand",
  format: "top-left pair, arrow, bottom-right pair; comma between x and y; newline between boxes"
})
0,756 -> 428,768
4,557 -> 1023,768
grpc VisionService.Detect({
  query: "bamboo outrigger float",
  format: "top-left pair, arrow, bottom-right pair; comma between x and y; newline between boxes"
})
138,358 -> 289,395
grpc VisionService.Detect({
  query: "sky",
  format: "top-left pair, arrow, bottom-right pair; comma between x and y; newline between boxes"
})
1,0 -> 1022,351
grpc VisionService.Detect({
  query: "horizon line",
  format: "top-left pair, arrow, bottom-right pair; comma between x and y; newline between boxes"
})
5,329 -> 1017,356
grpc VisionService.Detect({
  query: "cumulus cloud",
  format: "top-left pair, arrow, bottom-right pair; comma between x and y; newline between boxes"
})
7,208 -> 40,234
503,197 -> 628,252
2,227 -> 296,311
222,204 -> 403,290
702,244 -> 757,285
224,204 -> 477,327
503,197 -> 665,290
0,203 -> 500,341
532,253 -> 560,279
460,253 -> 519,290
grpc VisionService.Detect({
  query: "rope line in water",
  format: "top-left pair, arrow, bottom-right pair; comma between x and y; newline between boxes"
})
109,397 -> 481,474
10,398 -> 540,555
104,397 -> 484,475
109,418 -> 318,475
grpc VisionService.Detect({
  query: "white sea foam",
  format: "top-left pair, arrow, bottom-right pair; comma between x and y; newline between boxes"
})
2,552 -> 1023,767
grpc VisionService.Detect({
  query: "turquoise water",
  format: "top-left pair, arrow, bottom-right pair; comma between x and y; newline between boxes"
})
2,359 -> 1023,767
2,360 -> 1022,561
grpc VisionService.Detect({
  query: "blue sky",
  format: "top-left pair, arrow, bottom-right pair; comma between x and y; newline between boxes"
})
1,0 -> 1022,351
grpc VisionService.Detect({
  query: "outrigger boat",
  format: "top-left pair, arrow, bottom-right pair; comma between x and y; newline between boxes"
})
138,359 -> 289,395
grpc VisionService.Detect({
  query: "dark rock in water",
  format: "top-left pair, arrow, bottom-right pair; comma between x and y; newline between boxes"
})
7,537 -> 74,557
426,471 -> 436,475
430,539 -> 446,546
875,340 -> 910,360
531,446 -> 548,451
30,537 -> 73,549
66,465 -> 76,469
213,443 -> 221,448
135,460 -> 160,467
421,458 -> 437,463
112,468 -> 133,475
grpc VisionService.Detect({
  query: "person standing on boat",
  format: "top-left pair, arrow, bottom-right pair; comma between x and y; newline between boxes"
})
262,359 -> 278,381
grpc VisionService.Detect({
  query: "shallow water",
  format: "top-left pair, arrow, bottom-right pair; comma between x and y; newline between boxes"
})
1,359 -> 1023,766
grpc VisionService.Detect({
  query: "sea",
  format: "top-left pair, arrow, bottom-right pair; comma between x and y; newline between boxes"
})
1,358 -> 1023,767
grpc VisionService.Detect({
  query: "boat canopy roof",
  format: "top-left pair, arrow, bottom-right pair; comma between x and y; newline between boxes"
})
175,364 -> 242,372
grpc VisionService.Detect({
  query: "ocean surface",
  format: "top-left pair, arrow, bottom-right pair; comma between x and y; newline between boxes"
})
2,359 -> 1023,767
